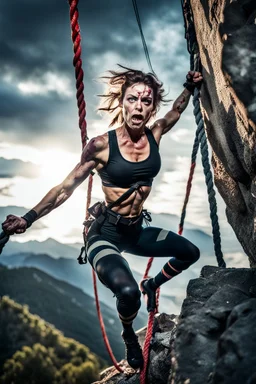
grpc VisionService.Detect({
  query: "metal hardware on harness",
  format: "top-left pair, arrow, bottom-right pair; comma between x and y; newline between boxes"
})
76,230 -> 89,265
127,218 -> 134,226
114,214 -> 122,225
142,210 -> 152,222
142,210 -> 152,227
77,245 -> 87,264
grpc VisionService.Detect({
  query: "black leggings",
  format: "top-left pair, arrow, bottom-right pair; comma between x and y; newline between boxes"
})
86,214 -> 200,319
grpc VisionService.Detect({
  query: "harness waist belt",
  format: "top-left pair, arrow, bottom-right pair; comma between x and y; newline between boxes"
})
104,208 -> 143,226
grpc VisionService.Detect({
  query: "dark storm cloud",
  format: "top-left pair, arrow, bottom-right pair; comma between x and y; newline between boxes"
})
0,79 -> 73,137
0,0 -> 187,143
0,0 -> 183,78
0,82 -> 66,118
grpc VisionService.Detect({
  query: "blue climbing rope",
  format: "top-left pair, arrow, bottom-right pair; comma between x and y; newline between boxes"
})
180,0 -> 226,268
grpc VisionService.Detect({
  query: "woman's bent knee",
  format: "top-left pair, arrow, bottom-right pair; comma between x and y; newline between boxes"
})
181,243 -> 200,269
116,284 -> 141,316
118,284 -> 141,303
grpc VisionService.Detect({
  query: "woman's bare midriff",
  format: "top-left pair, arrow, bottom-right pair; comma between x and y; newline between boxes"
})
102,184 -> 151,217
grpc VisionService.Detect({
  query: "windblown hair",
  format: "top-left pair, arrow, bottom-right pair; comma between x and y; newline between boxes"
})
98,65 -> 168,127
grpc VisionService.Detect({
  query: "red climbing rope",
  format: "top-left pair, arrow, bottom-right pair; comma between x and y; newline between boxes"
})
93,269 -> 124,373
140,311 -> 155,383
68,0 -> 124,373
139,257 -> 159,384
143,257 -> 154,280
68,0 -> 87,148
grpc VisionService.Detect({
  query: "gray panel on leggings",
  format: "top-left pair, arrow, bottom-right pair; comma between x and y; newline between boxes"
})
92,249 -> 123,269
87,240 -> 119,255
156,229 -> 169,242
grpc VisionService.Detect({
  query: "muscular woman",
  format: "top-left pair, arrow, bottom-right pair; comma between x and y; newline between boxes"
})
2,66 -> 203,370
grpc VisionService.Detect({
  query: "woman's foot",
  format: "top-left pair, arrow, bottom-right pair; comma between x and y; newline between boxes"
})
140,278 -> 157,312
121,328 -> 143,369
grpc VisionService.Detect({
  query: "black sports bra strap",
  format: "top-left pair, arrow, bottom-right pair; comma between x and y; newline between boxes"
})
109,129 -> 119,153
145,127 -> 159,147
107,181 -> 151,210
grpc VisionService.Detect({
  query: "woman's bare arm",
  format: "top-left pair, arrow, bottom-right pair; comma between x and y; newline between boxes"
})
2,137 -> 105,234
33,159 -> 96,219
151,71 -> 203,138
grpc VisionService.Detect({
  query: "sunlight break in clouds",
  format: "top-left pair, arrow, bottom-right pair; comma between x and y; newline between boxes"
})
0,142 -> 44,164
17,72 -> 74,98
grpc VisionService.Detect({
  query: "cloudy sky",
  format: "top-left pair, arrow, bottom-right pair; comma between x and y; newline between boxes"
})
0,0 -> 247,267
0,0 -> 188,149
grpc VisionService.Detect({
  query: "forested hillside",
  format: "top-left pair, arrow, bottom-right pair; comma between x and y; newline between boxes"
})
0,296 -> 105,384
0,265 -> 133,361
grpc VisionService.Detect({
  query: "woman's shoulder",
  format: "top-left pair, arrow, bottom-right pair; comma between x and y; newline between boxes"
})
90,131 -> 110,151
87,127 -> 119,154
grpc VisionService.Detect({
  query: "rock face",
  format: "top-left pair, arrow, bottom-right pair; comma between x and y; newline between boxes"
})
190,0 -> 256,265
171,266 -> 256,384
92,266 -> 256,384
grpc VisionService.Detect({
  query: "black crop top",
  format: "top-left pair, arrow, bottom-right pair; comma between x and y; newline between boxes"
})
98,127 -> 161,188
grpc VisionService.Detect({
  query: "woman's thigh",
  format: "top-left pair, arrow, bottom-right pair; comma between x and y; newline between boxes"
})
127,226 -> 198,260
86,234 -> 137,292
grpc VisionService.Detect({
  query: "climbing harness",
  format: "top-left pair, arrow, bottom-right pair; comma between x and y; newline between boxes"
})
78,181 -> 152,265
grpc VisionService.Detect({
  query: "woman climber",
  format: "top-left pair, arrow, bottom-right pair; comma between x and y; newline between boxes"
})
2,66 -> 203,370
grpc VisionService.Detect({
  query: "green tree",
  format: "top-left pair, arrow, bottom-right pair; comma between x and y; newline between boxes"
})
55,361 -> 99,384
0,344 -> 57,384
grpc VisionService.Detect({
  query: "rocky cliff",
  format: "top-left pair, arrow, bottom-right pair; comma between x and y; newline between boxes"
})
191,0 -> 256,265
93,266 -> 256,384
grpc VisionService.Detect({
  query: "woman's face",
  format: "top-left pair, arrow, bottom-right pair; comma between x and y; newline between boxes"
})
122,83 -> 154,130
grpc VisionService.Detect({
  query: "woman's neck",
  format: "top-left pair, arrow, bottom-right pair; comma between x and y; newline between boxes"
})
120,123 -> 146,143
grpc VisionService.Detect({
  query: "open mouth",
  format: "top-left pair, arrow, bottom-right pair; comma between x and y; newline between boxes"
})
131,114 -> 144,124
